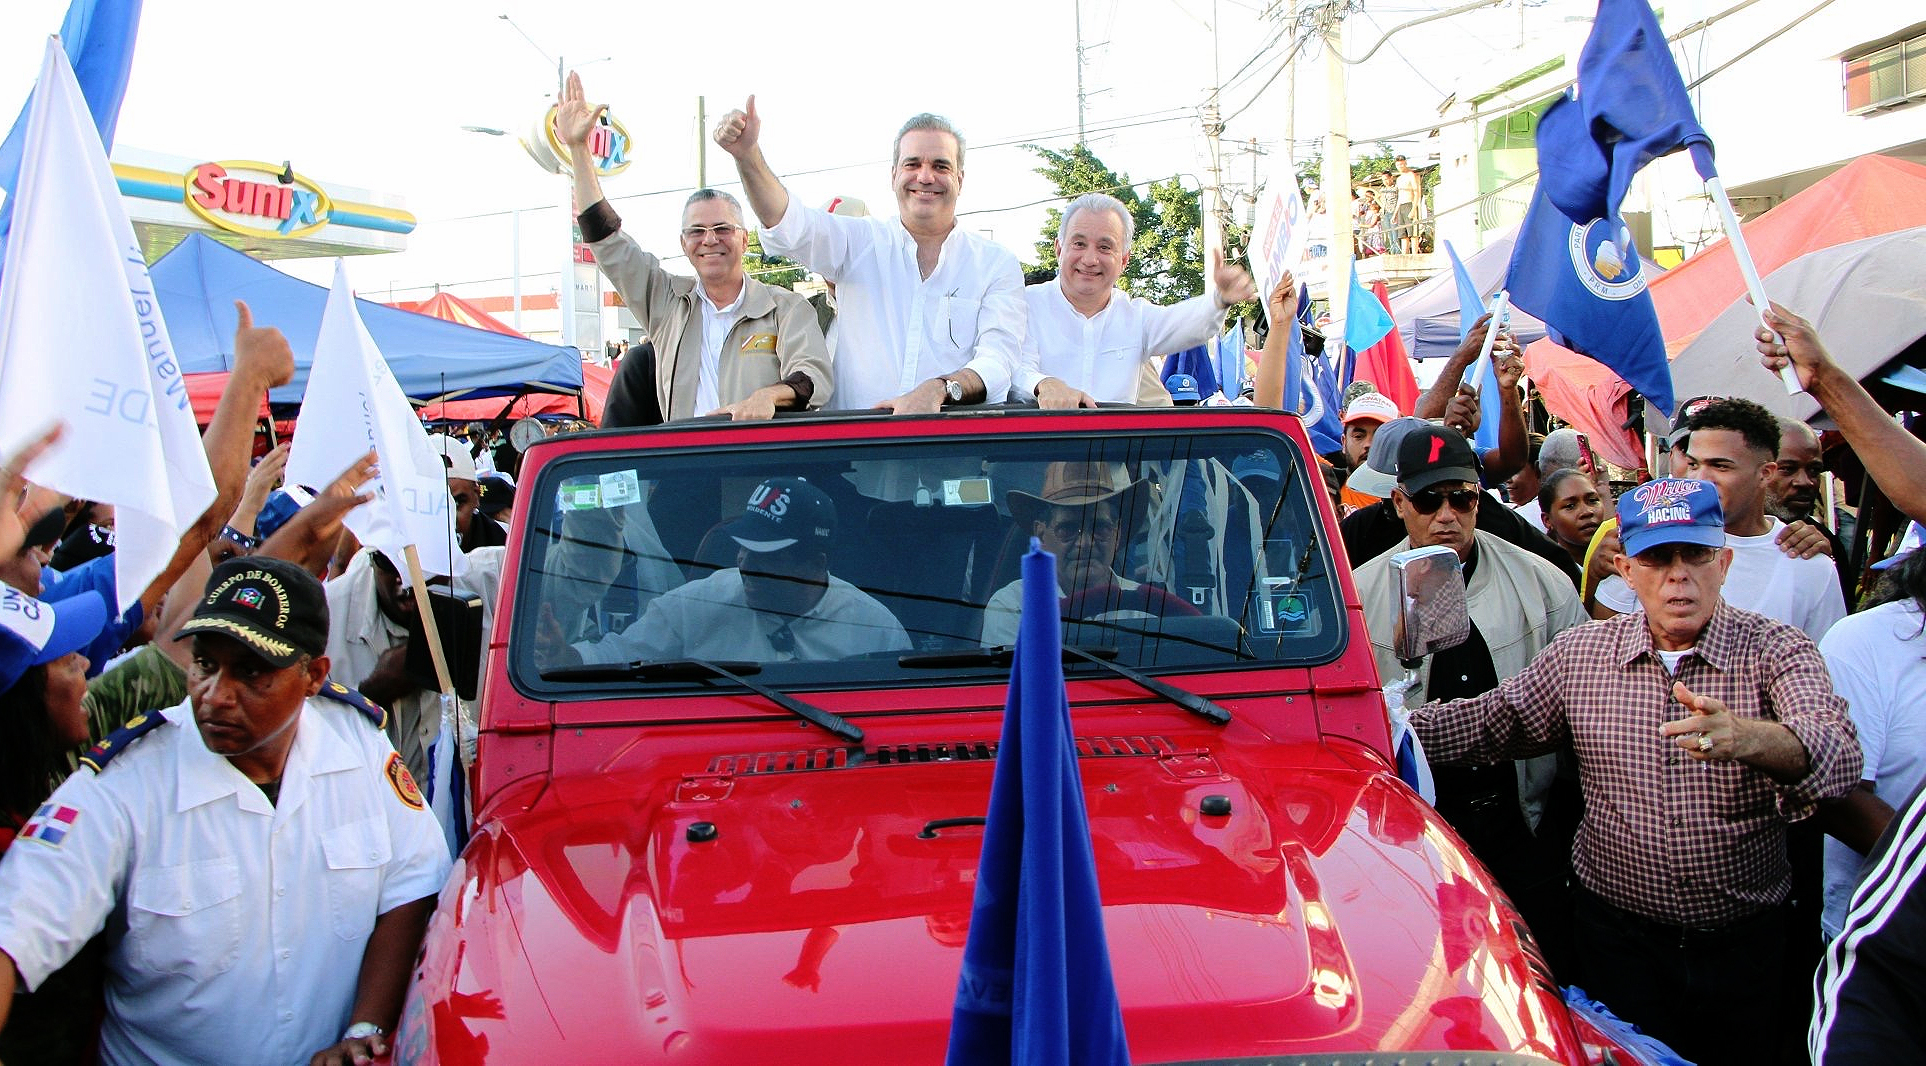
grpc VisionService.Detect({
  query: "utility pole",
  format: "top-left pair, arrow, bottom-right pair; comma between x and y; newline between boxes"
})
1320,1 -> 1354,337
1075,0 -> 1086,143
697,96 -> 707,187
1200,0 -> 1227,282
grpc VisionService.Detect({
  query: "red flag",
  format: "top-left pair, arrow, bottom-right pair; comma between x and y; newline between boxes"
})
1350,280 -> 1420,414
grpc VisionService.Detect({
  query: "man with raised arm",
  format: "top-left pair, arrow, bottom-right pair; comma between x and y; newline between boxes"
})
559,74 -> 831,424
714,98 -> 1024,413
1014,192 -> 1256,408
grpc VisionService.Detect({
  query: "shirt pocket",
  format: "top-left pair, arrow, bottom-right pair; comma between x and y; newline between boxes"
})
321,817 -> 394,941
129,858 -> 243,976
933,295 -> 981,356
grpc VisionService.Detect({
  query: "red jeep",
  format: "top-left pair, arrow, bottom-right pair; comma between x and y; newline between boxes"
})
395,407 -> 1641,1064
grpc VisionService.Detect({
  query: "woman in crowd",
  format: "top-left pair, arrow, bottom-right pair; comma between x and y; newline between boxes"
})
1537,467 -> 1605,582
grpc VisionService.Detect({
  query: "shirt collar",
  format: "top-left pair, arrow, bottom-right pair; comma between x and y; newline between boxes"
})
696,283 -> 746,316
1052,276 -> 1116,320
174,700 -> 360,814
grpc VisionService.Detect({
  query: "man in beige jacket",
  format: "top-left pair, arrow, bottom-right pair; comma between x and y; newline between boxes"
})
559,73 -> 831,424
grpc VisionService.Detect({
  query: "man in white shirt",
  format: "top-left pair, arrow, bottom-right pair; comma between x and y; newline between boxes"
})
0,558 -> 449,1066
1013,192 -> 1255,407
555,478 -> 909,665
1596,398 -> 1844,639
715,99 -> 1024,413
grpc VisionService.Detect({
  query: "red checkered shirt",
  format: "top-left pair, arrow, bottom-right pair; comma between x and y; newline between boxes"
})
1408,602 -> 1861,928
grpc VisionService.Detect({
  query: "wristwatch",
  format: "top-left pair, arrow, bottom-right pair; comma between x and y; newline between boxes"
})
940,376 -> 966,406
343,1022 -> 385,1042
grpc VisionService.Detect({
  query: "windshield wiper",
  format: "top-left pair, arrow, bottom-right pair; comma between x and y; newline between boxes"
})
899,644 -> 1231,725
539,658 -> 864,743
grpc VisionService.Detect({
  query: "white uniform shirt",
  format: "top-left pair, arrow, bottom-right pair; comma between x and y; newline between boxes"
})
0,701 -> 450,1066
1819,600 -> 1926,936
761,200 -> 1025,409
1012,280 -> 1224,404
693,285 -> 746,415
574,570 -> 909,664
1595,517 -> 1845,638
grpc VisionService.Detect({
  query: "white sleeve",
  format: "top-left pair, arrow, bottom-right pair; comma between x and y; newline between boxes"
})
959,255 -> 1026,403
760,198 -> 872,282
1821,624 -> 1885,782
0,771 -> 132,988
1594,575 -> 1637,615
1803,570 -> 1847,641
369,736 -> 454,912
1138,292 -> 1224,362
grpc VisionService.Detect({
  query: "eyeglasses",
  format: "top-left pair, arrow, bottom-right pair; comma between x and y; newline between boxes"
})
1405,488 -> 1479,515
1049,519 -> 1118,542
1632,543 -> 1719,569
681,223 -> 741,240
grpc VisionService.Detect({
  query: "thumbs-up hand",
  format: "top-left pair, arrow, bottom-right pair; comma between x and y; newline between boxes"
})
713,95 -> 760,159
1660,679 -> 1733,761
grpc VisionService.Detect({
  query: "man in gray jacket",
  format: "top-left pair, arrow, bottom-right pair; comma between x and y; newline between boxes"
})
560,73 -> 831,424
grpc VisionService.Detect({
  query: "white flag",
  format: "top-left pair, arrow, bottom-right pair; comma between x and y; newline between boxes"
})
1249,179 -> 1310,311
286,261 -> 465,578
0,39 -> 215,615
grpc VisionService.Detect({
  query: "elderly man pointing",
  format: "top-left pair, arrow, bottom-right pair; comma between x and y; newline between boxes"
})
1406,478 -> 1860,1066
1015,192 -> 1256,408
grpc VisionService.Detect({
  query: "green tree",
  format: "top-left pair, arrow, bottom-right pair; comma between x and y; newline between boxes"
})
744,230 -> 806,290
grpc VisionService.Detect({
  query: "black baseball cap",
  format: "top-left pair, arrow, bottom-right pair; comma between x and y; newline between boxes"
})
175,557 -> 329,667
1396,425 -> 1481,495
725,478 -> 836,553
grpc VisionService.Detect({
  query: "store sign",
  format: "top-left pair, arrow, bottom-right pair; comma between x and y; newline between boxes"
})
184,161 -> 333,239
528,106 -> 633,178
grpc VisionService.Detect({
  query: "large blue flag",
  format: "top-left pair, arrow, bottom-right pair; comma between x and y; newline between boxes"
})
1162,343 -> 1219,402
0,0 -> 144,283
1215,320 -> 1245,400
1506,185 -> 1674,415
946,541 -> 1130,1066
1277,286 -> 1341,454
1445,241 -> 1504,452
1536,0 -> 1714,274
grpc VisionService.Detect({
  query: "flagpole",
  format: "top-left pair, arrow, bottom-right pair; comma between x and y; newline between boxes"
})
1704,176 -> 1802,396
1464,290 -> 1508,396
402,543 -> 459,702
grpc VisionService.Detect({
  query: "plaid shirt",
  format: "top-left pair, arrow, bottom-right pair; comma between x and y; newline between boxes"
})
1409,603 -> 1861,927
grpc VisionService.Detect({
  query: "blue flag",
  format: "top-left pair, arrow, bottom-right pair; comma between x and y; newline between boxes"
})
1505,185 -> 1674,416
1445,241 -> 1504,452
946,541 -> 1131,1066
1216,320 -> 1245,400
0,0 -> 144,283
1303,346 -> 1345,455
1536,0 -> 1714,272
1162,343 -> 1219,402
1342,262 -> 1394,355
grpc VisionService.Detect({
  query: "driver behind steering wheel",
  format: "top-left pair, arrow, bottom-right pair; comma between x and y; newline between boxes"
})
981,461 -> 1199,646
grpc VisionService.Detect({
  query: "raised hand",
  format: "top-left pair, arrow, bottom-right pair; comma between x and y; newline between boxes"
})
713,95 -> 760,160
1756,301 -> 1835,393
233,301 -> 296,389
556,70 -> 607,150
1265,271 -> 1298,326
1210,248 -> 1257,307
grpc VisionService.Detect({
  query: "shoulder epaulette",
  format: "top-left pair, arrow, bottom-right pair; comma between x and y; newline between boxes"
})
78,710 -> 169,774
319,679 -> 388,731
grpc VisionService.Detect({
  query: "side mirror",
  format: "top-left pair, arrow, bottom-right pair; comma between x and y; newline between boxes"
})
1390,544 -> 1469,665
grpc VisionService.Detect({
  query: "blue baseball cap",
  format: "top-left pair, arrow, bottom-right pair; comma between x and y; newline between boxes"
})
726,477 -> 837,553
0,587 -> 109,692
1166,374 -> 1201,403
1231,450 -> 1282,482
1617,478 -> 1725,557
1872,522 -> 1922,571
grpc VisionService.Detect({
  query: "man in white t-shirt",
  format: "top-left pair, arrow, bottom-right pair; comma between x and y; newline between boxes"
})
1013,192 -> 1255,408
1596,398 -> 1844,639
715,100 -> 1023,413
1817,532 -> 1926,937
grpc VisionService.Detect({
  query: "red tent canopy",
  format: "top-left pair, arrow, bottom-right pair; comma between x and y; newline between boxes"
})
388,292 -> 525,337
416,363 -> 614,423
1527,154 -> 1926,468
186,372 -> 274,426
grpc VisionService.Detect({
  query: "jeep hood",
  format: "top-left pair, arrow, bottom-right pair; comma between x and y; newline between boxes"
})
411,742 -> 1577,1063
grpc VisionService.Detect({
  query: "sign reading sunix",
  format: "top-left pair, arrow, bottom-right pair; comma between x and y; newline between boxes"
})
184,161 -> 333,239
539,105 -> 633,177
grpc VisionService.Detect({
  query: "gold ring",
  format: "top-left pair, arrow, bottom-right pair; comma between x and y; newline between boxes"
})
1698,734 -> 1713,753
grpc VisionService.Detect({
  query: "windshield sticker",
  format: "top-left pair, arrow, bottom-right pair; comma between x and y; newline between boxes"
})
598,470 -> 643,508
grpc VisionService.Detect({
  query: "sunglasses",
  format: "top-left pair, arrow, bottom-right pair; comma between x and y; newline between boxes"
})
1632,543 -> 1719,569
681,223 -> 742,240
1405,487 -> 1479,515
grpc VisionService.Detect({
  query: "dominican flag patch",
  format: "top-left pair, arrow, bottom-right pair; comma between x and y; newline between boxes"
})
20,802 -> 80,847
233,587 -> 265,609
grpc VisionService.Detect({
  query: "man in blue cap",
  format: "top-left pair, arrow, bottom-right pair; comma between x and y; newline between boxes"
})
1405,478 -> 1861,1065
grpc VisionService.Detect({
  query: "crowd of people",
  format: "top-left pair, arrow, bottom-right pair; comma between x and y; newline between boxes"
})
0,82 -> 1918,1065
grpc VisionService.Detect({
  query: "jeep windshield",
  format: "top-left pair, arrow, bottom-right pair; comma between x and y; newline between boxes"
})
509,425 -> 1344,697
